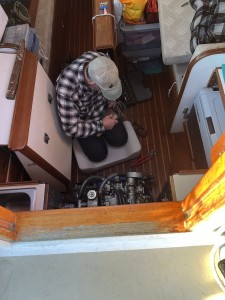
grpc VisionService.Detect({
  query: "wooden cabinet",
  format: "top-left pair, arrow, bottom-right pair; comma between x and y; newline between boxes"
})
22,61 -> 71,182
0,51 -> 72,191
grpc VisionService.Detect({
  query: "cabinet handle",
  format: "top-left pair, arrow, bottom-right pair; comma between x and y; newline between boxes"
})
48,94 -> 53,104
44,133 -> 50,144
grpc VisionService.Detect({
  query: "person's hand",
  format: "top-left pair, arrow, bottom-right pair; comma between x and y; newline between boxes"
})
102,114 -> 118,130
107,100 -> 117,108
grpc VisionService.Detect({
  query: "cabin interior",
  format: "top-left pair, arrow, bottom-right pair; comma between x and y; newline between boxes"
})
0,0 -> 203,203
1,1 -> 225,297
0,0 -> 225,239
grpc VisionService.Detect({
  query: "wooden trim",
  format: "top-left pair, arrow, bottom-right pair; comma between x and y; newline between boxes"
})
1,146 -> 225,242
8,51 -> 38,151
182,150 -> 225,230
92,0 -> 116,50
0,181 -> 40,187
3,131 -> 225,242
180,48 -> 225,98
0,206 -> 16,241
28,0 -> 39,27
178,169 -> 207,175
169,176 -> 176,201
14,202 -> 186,242
172,48 -> 225,124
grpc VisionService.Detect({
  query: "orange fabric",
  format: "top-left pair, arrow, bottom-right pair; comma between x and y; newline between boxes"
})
120,0 -> 148,24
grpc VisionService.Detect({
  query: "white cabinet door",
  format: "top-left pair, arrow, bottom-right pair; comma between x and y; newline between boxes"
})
8,52 -> 72,191
16,151 -> 67,192
0,53 -> 16,145
28,62 -> 72,180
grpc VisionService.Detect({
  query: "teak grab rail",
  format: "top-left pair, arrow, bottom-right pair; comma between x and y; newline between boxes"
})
92,0 -> 116,51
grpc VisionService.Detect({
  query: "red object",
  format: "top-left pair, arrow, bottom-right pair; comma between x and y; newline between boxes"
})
131,156 -> 151,167
131,150 -> 157,167
144,0 -> 159,24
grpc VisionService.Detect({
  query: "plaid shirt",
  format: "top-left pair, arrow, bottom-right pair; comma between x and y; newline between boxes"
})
56,51 -> 108,138
190,0 -> 225,53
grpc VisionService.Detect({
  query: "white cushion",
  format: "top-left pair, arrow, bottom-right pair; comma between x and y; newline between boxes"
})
73,121 -> 141,174
158,0 -> 194,65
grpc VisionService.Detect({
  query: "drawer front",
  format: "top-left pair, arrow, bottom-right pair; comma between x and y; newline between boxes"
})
123,30 -> 161,52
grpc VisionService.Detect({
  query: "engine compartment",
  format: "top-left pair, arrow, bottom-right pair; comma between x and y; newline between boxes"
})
73,172 -> 155,208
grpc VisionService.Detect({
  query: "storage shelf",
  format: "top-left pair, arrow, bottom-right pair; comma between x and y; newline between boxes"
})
119,18 -> 161,59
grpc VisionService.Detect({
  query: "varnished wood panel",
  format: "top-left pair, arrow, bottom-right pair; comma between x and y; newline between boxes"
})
0,206 -> 16,241
15,202 -> 185,241
182,151 -> 225,230
8,151 -> 30,182
0,147 -> 10,182
8,51 -> 38,150
49,0 -> 93,82
0,148 -> 30,183
92,0 -> 115,50
28,0 -> 39,27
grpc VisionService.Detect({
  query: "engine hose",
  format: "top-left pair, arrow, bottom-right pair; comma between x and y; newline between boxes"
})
114,189 -> 126,205
78,176 -> 104,199
98,173 -> 118,201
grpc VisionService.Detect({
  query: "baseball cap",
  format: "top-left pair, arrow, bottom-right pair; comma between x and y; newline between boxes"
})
88,56 -> 122,100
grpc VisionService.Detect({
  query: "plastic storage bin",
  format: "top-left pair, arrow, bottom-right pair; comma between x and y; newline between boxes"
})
119,18 -> 161,59
3,24 -> 39,53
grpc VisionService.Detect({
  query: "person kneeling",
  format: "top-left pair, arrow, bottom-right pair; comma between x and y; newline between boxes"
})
56,51 -> 127,162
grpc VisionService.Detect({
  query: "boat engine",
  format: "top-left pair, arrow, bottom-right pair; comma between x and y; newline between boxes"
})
73,172 -> 154,207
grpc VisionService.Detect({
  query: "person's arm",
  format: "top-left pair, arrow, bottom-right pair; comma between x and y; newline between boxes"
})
57,93 -> 105,138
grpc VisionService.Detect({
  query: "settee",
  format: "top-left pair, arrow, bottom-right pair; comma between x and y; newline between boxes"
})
158,0 -> 225,93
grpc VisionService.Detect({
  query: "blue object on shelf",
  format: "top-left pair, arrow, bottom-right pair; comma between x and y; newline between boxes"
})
222,64 -> 225,83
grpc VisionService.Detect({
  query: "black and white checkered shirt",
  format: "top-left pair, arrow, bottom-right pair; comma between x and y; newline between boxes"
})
190,0 -> 225,53
56,51 -> 108,138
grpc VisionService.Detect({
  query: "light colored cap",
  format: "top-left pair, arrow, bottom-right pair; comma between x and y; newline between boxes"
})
88,56 -> 122,100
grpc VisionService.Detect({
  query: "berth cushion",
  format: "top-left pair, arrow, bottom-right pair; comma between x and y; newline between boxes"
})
158,0 -> 194,65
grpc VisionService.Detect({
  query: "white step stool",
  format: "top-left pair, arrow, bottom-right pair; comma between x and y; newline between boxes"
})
73,121 -> 141,173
